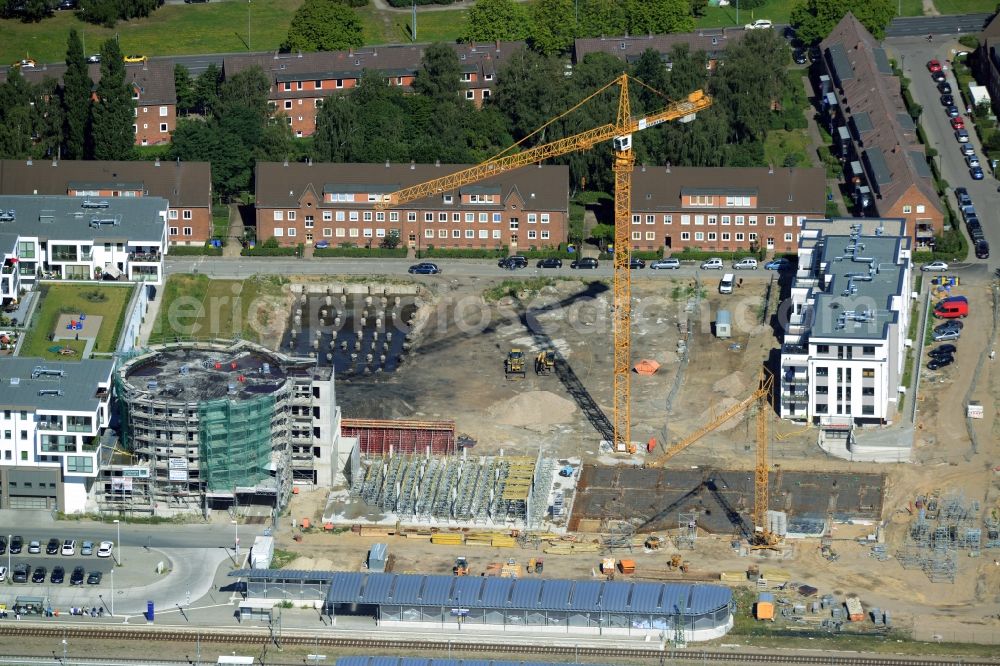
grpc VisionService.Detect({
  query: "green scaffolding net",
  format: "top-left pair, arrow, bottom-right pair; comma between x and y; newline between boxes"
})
198,393 -> 275,492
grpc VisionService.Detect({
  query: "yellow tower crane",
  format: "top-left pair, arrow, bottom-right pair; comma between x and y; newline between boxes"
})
648,368 -> 780,548
374,74 -> 712,452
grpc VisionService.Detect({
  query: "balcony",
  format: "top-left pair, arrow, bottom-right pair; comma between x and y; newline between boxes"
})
129,251 -> 162,263
49,251 -> 78,262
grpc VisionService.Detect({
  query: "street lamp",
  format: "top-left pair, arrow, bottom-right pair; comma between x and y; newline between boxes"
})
231,519 -> 239,559
113,519 -> 122,567
6,534 -> 10,579
110,569 -> 115,617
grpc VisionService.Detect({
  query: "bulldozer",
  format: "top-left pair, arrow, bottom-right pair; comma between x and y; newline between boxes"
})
534,350 -> 556,375
505,349 -> 526,380
453,556 -> 469,576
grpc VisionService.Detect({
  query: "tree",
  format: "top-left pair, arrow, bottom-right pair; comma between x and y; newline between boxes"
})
6,0 -> 51,22
77,0 -> 160,27
61,29 -> 92,160
578,0 -> 626,38
790,2 -> 895,44
220,68 -> 271,118
590,223 -> 614,248
175,65 -> 195,116
381,230 -> 401,249
463,0 -> 532,42
193,63 -> 222,117
90,38 -> 134,160
626,0 -> 695,35
690,0 -> 708,17
492,48 -> 570,142
412,43 -> 462,102
0,69 -> 37,158
282,0 -> 364,52
529,0 -> 576,56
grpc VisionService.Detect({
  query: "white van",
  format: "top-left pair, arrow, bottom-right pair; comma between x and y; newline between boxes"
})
719,273 -> 735,294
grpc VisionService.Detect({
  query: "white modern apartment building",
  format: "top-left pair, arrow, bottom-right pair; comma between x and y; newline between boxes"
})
779,218 -> 912,440
0,358 -> 114,512
0,195 -> 168,304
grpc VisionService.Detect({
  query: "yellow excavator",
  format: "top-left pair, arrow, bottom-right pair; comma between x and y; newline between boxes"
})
505,349 -> 526,380
535,350 -> 556,375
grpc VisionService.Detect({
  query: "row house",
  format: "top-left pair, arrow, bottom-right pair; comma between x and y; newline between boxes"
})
630,166 -> 826,254
818,13 -> 943,247
253,161 -> 568,251
7,60 -> 177,146
0,158 -> 212,245
0,195 -> 169,303
0,358 -> 114,513
224,42 -> 523,137
574,28 -> 748,70
779,218 -> 912,459
973,13 -> 1000,117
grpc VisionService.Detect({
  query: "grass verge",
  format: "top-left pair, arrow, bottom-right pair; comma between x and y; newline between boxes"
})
763,129 -> 810,169
21,283 -> 133,359
483,277 -> 558,302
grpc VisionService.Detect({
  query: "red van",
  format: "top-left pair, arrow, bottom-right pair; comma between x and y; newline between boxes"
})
934,296 -> 968,319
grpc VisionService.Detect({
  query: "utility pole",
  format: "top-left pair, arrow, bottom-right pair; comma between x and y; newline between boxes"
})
248,0 -> 252,52
411,1 -> 417,42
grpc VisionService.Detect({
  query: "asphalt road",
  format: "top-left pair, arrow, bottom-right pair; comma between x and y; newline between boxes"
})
0,522 -> 262,551
886,36 -> 999,270
886,13 -> 991,37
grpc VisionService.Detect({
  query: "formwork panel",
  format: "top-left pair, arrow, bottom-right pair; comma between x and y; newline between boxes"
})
342,418 -> 456,457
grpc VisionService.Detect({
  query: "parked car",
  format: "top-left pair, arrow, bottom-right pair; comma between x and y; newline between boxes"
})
927,354 -> 954,370
570,257 -> 599,269
971,166 -> 985,180
733,258 -> 758,270
10,536 -> 23,554
70,566 -> 85,586
649,258 -> 681,270
927,59 -> 943,72
940,94 -> 954,106
950,116 -> 965,130
793,49 -> 808,64
965,154 -> 980,168
959,144 -> 975,157
955,129 -> 970,142
498,255 -> 527,269
61,540 -> 77,556
123,54 -> 147,63
407,262 -> 440,275
0,536 -> 6,555
745,19 -> 772,29
313,240 -> 329,249
86,54 -> 101,63
12,564 -> 30,583
87,571 -> 103,585
11,59 -> 36,69
700,257 -> 724,270
31,567 -> 47,584
51,566 -> 65,584
934,297 -> 969,319
929,344 -> 957,358
628,258 -> 646,269
97,541 -> 114,558
536,258 -> 563,268
933,328 -> 961,342
932,71 -> 947,83
718,273 -> 736,294
934,319 -> 964,333
0,566 -> 5,582
921,260 -> 949,272
28,540 -> 41,554
946,105 -> 961,118
961,204 -> 976,220
45,538 -> 60,555
57,0 -> 78,8
764,258 -> 790,270
81,541 -> 94,556
975,239 -> 990,259
937,81 -> 952,94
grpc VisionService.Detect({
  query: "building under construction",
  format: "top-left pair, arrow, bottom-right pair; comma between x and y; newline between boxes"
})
98,341 -> 341,515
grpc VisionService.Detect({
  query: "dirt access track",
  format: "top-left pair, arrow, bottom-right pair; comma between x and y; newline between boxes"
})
277,269 -> 1000,644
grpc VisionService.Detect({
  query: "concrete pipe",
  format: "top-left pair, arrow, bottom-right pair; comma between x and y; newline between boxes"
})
386,332 -> 392,341
334,317 -> 341,326
326,295 -> 333,306
380,355 -> 386,363
340,294 -> 347,304
364,295 -> 373,306
320,309 -> 327,319
312,339 -> 319,350
354,340 -> 361,351
366,353 -> 373,362
351,353 -> 358,361
341,341 -> 348,350
315,330 -> 322,338
327,353 -> 333,361
360,317 -> 367,327
383,342 -> 389,351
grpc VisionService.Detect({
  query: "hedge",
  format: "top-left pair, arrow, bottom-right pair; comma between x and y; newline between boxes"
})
673,248 -> 764,261
597,249 -> 664,261
314,247 -> 407,258
386,0 -> 454,5
417,247 -> 506,259
242,239 -> 303,257
169,243 -> 222,257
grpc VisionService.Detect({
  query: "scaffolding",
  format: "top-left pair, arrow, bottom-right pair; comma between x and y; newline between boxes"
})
352,453 -> 547,527
199,393 -> 277,492
895,491 -> 981,583
676,512 -> 698,550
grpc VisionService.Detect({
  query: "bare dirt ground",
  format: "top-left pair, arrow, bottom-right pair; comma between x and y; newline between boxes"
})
276,270 -> 1000,645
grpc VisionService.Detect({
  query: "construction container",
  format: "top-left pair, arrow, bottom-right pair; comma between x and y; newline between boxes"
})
883,610 -> 891,626
715,310 -> 732,339
968,401 -> 984,419
755,592 -> 775,621
250,536 -> 274,569
367,543 -> 388,573
601,558 -> 616,574
618,559 -> 636,574
810,601 -> 821,614
845,597 -> 864,622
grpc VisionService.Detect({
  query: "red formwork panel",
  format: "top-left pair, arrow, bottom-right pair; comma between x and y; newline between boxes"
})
341,418 -> 456,457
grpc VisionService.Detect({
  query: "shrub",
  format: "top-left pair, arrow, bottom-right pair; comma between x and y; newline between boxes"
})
169,243 -> 223,257
314,247 -> 407,258
674,248 -> 763,261
242,238 -> 301,257
417,248 -> 506,259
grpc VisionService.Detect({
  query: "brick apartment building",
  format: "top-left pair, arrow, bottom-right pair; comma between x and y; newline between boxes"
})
973,13 -> 1000,117
224,42 -> 523,137
0,158 -> 213,245
7,61 -> 177,146
253,161 -> 569,251
630,165 -> 826,253
818,14 -> 943,247
574,28 -> 747,70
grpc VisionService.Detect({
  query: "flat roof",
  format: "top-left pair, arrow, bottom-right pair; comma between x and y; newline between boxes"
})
0,358 -> 113,413
0,195 -> 166,244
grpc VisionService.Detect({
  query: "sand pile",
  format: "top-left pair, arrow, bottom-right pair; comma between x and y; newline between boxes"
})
712,371 -> 746,397
489,390 -> 577,427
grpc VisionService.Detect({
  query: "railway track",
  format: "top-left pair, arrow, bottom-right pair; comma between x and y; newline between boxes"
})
0,625 -> 996,666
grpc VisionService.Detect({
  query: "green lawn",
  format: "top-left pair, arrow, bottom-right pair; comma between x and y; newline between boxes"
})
694,0 -> 795,28
899,0 -> 925,17
0,0 -> 303,65
148,274 -> 287,345
356,5 -> 469,45
212,204 -> 230,240
763,129 -> 812,169
932,0 -> 996,14
21,283 -> 134,359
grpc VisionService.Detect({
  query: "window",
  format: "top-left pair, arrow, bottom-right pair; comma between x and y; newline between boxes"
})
362,229 -> 372,238
336,79 -> 344,89
323,228 -> 332,237
632,214 -> 641,225
815,367 -> 829,377
479,213 -> 488,223
466,91 -> 475,100
689,194 -> 714,206
465,229 -> 475,238
528,230 -> 538,240
284,101 -> 293,110
645,231 -> 656,240
861,405 -> 875,415
707,216 -> 717,226
707,232 -> 717,241
784,233 -> 793,242
681,214 -> 691,225
664,215 -> 672,225
438,229 -> 447,238
695,215 -> 704,226
493,213 -> 501,223
287,211 -> 296,221
766,215 -> 775,226
461,73 -> 473,82
425,229 -> 434,238
182,210 -> 192,220
817,345 -> 829,354
721,233 -> 730,241
452,229 -> 461,238
725,195 -> 750,207
408,212 -> 416,222
287,228 -> 296,237
323,211 -> 332,222
916,204 -> 926,213
783,215 -> 792,226
645,215 -> 655,225
748,233 -> 757,241
390,212 -> 399,222
377,212 -> 385,222
349,228 -> 359,237
541,230 -> 549,240
902,205 -> 912,214
364,212 -> 373,222
862,368 -> 875,377
159,123 -> 168,133
436,212 -> 446,222
168,209 -> 179,220
314,80 -> 322,88
350,211 -> 359,221
694,232 -> 704,241
443,195 -> 453,204
305,216 -> 315,228
169,226 -> 178,236
735,215 -> 744,225
183,227 -> 192,236
509,219 -> 519,230
632,231 -> 642,240
336,211 -> 345,221
159,106 -> 168,116
424,213 -> 433,222
274,228 -> 284,237
735,233 -> 744,241
541,213 -> 550,224
721,215 -> 730,225
273,211 -> 284,221
528,214 -> 537,224
482,90 -> 491,99
477,228 -> 487,239
493,229 -> 502,239
749,216 -> 757,226
336,228 -> 346,237
681,232 -> 690,241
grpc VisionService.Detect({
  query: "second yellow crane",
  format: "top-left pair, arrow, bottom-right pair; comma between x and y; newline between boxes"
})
375,75 -> 712,453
